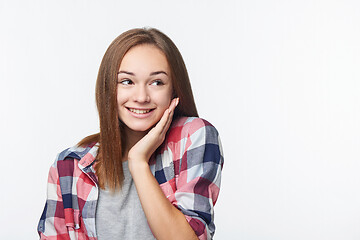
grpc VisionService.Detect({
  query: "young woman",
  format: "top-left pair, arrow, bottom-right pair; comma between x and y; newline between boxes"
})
38,28 -> 223,240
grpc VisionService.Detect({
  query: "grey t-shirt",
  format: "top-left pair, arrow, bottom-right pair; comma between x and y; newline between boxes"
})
95,161 -> 155,240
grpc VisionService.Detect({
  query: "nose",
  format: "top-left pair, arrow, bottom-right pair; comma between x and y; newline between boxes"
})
133,85 -> 150,103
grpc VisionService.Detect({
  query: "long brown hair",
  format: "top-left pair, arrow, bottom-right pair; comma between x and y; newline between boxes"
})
78,28 -> 198,190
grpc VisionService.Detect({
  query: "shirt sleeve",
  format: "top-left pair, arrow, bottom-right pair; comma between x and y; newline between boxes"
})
174,118 -> 224,240
37,158 -> 86,240
38,161 -> 73,239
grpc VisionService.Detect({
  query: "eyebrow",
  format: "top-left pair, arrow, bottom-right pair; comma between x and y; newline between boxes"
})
150,71 -> 168,76
118,71 -> 168,76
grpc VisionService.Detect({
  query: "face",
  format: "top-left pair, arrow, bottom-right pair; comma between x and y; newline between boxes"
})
117,44 -> 173,135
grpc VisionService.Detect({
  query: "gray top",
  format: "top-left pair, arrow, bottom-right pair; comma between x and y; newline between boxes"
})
95,161 -> 155,240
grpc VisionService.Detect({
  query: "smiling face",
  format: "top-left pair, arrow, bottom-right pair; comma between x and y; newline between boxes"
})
117,44 -> 173,137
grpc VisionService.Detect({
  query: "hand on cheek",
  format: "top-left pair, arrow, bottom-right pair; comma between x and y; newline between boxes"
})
128,98 -> 179,169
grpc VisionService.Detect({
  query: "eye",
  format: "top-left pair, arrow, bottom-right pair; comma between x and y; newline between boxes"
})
150,80 -> 164,86
118,79 -> 133,85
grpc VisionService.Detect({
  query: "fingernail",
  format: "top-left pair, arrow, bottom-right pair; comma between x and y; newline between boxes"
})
176,98 -> 179,106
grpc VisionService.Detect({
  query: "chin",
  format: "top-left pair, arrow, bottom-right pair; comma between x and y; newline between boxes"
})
130,126 -> 151,132
124,122 -> 154,133
119,113 -> 162,133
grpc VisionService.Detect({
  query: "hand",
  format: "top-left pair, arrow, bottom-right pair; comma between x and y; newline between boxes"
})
128,98 -> 179,169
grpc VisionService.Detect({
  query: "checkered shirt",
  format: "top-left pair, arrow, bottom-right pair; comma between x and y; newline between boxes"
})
38,117 -> 224,240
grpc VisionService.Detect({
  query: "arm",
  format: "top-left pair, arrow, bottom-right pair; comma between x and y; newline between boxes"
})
38,162 -> 72,239
128,98 -> 198,240
130,161 -> 198,240
38,157 -> 90,240
172,118 -> 223,239
128,99 -> 223,239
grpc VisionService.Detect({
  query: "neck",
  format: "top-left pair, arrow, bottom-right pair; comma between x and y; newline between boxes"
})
122,126 -> 148,160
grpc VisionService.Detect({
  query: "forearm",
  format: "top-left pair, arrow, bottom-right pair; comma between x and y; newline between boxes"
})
129,161 -> 198,240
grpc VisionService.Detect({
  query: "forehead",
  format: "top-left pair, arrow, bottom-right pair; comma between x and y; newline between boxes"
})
119,44 -> 170,73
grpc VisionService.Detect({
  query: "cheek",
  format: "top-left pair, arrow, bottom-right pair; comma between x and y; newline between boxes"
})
158,92 -> 172,108
116,90 -> 127,106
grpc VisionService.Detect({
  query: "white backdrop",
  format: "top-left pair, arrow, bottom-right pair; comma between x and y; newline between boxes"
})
1,0 -> 359,239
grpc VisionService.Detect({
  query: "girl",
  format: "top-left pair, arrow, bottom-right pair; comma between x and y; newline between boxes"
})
38,28 -> 223,240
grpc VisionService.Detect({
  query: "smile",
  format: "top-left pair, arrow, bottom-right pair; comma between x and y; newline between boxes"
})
128,108 -> 153,114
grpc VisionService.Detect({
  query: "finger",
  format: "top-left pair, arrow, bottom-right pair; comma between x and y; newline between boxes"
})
161,98 -> 179,135
164,98 -> 177,122
154,102 -> 172,134
161,112 -> 173,135
168,98 -> 177,113
153,98 -> 178,136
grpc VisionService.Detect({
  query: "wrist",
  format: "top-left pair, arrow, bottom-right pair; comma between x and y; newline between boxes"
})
128,158 -> 149,175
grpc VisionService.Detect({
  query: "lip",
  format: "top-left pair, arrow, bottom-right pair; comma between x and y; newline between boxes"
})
126,107 -> 155,119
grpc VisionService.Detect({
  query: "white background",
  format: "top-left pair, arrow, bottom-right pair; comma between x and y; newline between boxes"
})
1,0 -> 359,239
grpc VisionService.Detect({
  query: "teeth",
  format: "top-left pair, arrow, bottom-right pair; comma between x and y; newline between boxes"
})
129,108 -> 151,114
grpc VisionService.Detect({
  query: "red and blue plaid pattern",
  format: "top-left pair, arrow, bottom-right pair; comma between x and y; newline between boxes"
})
38,117 -> 224,239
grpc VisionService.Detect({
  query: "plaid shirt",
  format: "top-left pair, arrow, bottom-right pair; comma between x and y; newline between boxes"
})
38,117 -> 224,240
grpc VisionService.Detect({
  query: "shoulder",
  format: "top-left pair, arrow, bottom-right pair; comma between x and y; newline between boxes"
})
55,142 -> 97,162
171,116 -> 217,131
163,117 -> 222,165
167,116 -> 220,145
51,142 -> 98,174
